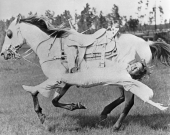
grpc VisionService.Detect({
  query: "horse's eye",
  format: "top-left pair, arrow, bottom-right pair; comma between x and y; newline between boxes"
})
7,29 -> 13,39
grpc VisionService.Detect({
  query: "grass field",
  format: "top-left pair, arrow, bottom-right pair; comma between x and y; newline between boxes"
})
0,55 -> 170,135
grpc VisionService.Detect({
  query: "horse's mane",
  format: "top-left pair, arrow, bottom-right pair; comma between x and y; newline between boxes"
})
20,15 -> 72,38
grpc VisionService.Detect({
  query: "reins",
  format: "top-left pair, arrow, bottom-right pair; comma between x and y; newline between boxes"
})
16,26 -> 41,68
21,48 -> 41,67
35,31 -> 57,54
21,31 -> 59,68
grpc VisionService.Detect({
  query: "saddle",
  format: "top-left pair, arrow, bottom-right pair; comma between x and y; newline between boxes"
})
61,28 -> 119,72
67,28 -> 107,47
84,38 -> 117,60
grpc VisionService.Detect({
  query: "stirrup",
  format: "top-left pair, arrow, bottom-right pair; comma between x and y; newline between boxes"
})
70,67 -> 79,73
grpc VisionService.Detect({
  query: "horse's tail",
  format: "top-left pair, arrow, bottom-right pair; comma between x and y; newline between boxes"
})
149,42 -> 170,66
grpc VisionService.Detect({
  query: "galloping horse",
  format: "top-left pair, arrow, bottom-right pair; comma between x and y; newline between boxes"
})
1,15 -> 170,130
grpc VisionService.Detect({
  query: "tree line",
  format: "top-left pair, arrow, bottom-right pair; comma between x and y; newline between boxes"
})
0,2 -> 170,35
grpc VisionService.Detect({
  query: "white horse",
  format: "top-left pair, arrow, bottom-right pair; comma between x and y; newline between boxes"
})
1,15 -> 170,130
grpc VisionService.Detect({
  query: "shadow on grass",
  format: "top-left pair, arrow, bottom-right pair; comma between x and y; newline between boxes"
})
124,113 -> 170,130
45,114 -> 106,133
46,112 -> 170,133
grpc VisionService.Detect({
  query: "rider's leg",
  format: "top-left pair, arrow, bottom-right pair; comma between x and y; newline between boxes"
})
100,86 -> 125,121
112,91 -> 134,130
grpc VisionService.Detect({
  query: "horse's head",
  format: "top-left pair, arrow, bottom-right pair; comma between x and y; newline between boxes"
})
1,15 -> 25,60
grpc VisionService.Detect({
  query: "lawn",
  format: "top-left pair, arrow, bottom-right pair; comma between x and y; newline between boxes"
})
0,55 -> 170,135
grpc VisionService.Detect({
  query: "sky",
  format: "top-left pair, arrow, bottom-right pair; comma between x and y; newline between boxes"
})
0,0 -> 170,24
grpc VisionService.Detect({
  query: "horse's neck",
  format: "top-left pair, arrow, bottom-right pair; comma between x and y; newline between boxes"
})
20,23 -> 54,62
20,23 -> 49,52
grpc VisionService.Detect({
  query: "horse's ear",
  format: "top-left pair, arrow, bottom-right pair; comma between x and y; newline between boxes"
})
16,14 -> 22,24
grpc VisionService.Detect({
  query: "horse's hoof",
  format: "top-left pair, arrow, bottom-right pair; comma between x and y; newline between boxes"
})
77,102 -> 86,109
70,102 -> 86,111
99,115 -> 107,122
112,124 -> 121,131
70,67 -> 78,73
39,114 -> 46,124
95,122 -> 105,129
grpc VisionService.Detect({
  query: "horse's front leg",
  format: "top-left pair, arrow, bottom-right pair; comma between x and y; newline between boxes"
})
22,79 -> 63,124
52,84 -> 86,111
112,91 -> 134,130
31,91 -> 46,124
22,85 -> 46,124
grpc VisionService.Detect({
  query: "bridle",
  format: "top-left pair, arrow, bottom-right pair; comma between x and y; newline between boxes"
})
5,23 -> 41,67
6,23 -> 26,57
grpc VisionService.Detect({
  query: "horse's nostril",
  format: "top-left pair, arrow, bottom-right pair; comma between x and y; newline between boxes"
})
7,53 -> 11,57
1,53 -> 4,56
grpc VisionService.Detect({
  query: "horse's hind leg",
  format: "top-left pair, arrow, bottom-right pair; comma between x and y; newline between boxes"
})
100,86 -> 125,121
52,84 -> 86,111
112,91 -> 134,130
